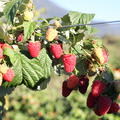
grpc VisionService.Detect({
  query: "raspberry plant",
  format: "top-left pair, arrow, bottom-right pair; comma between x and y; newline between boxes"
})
0,0 -> 119,118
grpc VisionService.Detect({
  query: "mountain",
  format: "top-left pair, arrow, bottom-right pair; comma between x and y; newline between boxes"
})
34,0 -> 120,37
33,0 -> 67,18
94,23 -> 120,36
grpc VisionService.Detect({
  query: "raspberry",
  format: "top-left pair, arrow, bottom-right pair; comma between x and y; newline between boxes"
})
28,41 -> 41,57
87,92 -> 97,109
62,81 -> 72,97
0,64 -> 9,74
79,75 -> 89,94
17,33 -> 23,42
0,48 -> 3,59
67,75 -> 79,89
92,80 -> 106,97
24,10 -> 33,21
50,44 -> 63,59
108,102 -> 120,113
62,54 -> 76,73
46,28 -> 58,42
94,96 -> 112,116
3,68 -> 15,82
2,43 -> 12,50
54,20 -> 62,28
93,48 -> 108,64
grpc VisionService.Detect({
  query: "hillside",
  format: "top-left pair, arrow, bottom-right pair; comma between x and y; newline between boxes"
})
34,0 -> 67,18
34,0 -> 120,37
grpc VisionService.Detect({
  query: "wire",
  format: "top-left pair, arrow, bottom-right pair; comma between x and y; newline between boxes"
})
60,20 -> 120,29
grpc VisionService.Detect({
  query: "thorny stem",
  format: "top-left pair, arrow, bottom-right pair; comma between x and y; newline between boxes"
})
72,46 -> 81,57
82,48 -> 91,57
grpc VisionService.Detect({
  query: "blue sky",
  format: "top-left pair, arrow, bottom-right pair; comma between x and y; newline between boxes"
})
49,0 -> 120,21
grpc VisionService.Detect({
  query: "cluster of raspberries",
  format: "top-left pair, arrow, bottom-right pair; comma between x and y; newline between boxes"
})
50,43 -> 76,73
62,75 -> 89,97
87,80 -> 119,116
17,35 -> 76,73
27,42 -> 76,73
17,28 -> 108,73
62,76 -> 120,116
0,43 -> 15,82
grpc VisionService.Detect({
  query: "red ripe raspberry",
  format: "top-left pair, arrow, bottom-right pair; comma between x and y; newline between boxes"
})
50,44 -> 63,59
108,102 -> 120,113
62,54 -> 76,73
87,92 -> 97,109
92,80 -> 106,97
67,75 -> 79,89
94,96 -> 112,116
62,81 -> 72,97
3,68 -> 15,82
0,48 -> 3,59
79,75 -> 89,94
2,43 -> 12,50
17,33 -> 23,42
28,41 -> 41,58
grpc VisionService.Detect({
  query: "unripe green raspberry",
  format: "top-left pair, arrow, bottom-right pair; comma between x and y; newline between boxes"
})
24,10 -> 33,21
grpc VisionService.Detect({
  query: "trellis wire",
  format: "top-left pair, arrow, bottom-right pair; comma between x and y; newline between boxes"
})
59,20 -> 120,29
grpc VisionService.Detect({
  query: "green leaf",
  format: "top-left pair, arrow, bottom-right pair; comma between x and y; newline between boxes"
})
70,33 -> 84,46
69,11 -> 95,25
4,0 -> 23,24
83,39 -> 94,50
71,43 -> 83,55
3,48 -> 16,64
22,49 -> 52,89
76,58 -> 88,76
62,14 -> 70,25
2,48 -> 52,90
0,87 -> 14,97
0,12 -> 4,18
62,11 -> 95,25
101,67 -> 114,82
23,21 -> 37,41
